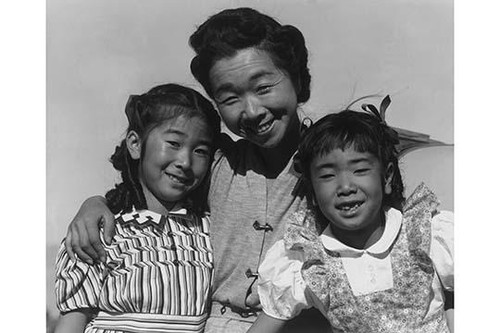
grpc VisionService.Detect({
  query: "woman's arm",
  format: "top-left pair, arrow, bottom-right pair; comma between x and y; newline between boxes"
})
445,308 -> 454,333
65,196 -> 115,264
247,312 -> 287,333
444,290 -> 454,333
54,309 -> 95,333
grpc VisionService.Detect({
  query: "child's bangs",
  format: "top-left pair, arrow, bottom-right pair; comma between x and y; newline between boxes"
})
313,123 -> 380,159
154,104 -> 198,123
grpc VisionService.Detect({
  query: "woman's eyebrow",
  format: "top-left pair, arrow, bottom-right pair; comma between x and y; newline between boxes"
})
213,82 -> 236,97
248,70 -> 278,82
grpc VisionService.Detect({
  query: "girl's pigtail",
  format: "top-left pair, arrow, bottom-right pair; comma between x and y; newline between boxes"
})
105,140 -> 147,214
105,94 -> 148,214
105,141 -> 132,214
123,149 -> 147,212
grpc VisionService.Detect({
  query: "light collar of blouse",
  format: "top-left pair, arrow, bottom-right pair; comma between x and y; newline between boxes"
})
320,208 -> 403,256
123,204 -> 188,226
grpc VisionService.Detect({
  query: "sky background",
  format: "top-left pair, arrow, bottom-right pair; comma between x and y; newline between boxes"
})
46,0 -> 453,317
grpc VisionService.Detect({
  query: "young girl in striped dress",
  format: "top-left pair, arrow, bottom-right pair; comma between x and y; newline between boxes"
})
54,83 -> 221,333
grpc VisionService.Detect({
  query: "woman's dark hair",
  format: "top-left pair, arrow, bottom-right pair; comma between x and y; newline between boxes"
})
105,83 -> 221,215
297,110 -> 405,211
189,7 -> 311,103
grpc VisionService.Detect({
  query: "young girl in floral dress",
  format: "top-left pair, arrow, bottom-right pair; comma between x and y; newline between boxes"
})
249,100 -> 454,333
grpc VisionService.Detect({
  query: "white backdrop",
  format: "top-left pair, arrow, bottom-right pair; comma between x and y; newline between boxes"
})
47,0 -> 453,318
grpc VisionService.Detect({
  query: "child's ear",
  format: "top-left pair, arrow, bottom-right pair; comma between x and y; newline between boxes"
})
126,130 -> 141,160
384,162 -> 395,195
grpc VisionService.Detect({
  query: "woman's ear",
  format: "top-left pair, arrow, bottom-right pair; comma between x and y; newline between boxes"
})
384,162 -> 395,195
126,130 -> 141,160
293,77 -> 302,100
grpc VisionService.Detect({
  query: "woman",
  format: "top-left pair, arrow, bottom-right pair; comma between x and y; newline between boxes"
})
64,7 -> 332,333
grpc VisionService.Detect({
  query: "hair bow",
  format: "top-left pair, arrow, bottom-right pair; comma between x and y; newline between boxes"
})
361,95 -> 400,145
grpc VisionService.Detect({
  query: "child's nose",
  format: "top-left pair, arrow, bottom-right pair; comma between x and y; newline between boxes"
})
175,149 -> 192,169
336,174 -> 356,196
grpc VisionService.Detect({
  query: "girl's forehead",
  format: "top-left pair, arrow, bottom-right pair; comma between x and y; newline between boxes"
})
154,115 -> 211,135
313,147 -> 379,164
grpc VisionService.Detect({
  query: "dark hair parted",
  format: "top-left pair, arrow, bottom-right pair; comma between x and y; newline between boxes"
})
297,110 -> 405,210
189,7 -> 311,103
105,83 -> 221,215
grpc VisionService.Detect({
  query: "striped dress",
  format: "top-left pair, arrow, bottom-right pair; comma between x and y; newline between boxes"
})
55,208 -> 213,333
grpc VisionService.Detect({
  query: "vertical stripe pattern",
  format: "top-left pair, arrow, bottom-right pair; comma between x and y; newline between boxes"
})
55,208 -> 213,332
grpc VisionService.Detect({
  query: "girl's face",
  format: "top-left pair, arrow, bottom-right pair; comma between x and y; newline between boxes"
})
310,146 -> 393,237
208,47 -> 299,148
137,116 -> 213,213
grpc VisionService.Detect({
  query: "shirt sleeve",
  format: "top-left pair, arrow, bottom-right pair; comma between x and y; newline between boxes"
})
430,210 -> 454,291
257,240 -> 312,320
54,241 -> 104,313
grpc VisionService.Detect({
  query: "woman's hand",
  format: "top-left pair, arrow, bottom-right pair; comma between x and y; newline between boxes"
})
247,313 -> 286,333
64,196 -> 115,264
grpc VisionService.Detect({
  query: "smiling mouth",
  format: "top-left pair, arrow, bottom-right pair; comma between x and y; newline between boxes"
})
244,119 -> 274,135
166,173 -> 191,185
336,201 -> 363,214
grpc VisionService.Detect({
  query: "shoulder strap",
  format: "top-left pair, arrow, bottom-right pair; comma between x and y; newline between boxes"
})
284,209 -> 326,262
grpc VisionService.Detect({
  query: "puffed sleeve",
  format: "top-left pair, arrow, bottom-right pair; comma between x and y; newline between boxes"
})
257,240 -> 312,320
54,241 -> 104,313
430,210 -> 454,291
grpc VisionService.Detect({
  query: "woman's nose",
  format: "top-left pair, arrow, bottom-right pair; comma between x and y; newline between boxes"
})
242,96 -> 265,120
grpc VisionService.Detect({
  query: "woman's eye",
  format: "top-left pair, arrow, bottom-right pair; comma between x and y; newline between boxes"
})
220,96 -> 238,105
256,85 -> 272,95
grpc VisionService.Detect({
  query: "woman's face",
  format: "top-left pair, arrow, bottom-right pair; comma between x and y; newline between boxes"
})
208,48 -> 299,148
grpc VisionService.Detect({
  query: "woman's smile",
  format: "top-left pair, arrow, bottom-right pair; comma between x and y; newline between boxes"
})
242,117 -> 275,136
209,48 -> 299,148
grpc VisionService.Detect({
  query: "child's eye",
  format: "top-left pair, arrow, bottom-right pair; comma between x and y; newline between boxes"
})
318,173 -> 335,179
166,141 -> 181,148
194,147 -> 211,156
354,168 -> 370,174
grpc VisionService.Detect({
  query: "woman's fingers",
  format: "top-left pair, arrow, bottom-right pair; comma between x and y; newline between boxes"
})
102,213 -> 117,246
73,219 -> 99,264
63,196 -> 112,265
86,218 -> 107,263
64,229 -> 76,262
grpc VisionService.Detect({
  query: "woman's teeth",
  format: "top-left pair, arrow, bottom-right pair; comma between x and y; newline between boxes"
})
256,121 -> 273,133
245,120 -> 273,134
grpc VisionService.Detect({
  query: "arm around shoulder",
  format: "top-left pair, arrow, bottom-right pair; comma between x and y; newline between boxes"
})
65,195 -> 115,264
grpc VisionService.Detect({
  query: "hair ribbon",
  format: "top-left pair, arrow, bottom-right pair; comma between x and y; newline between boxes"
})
361,95 -> 400,145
